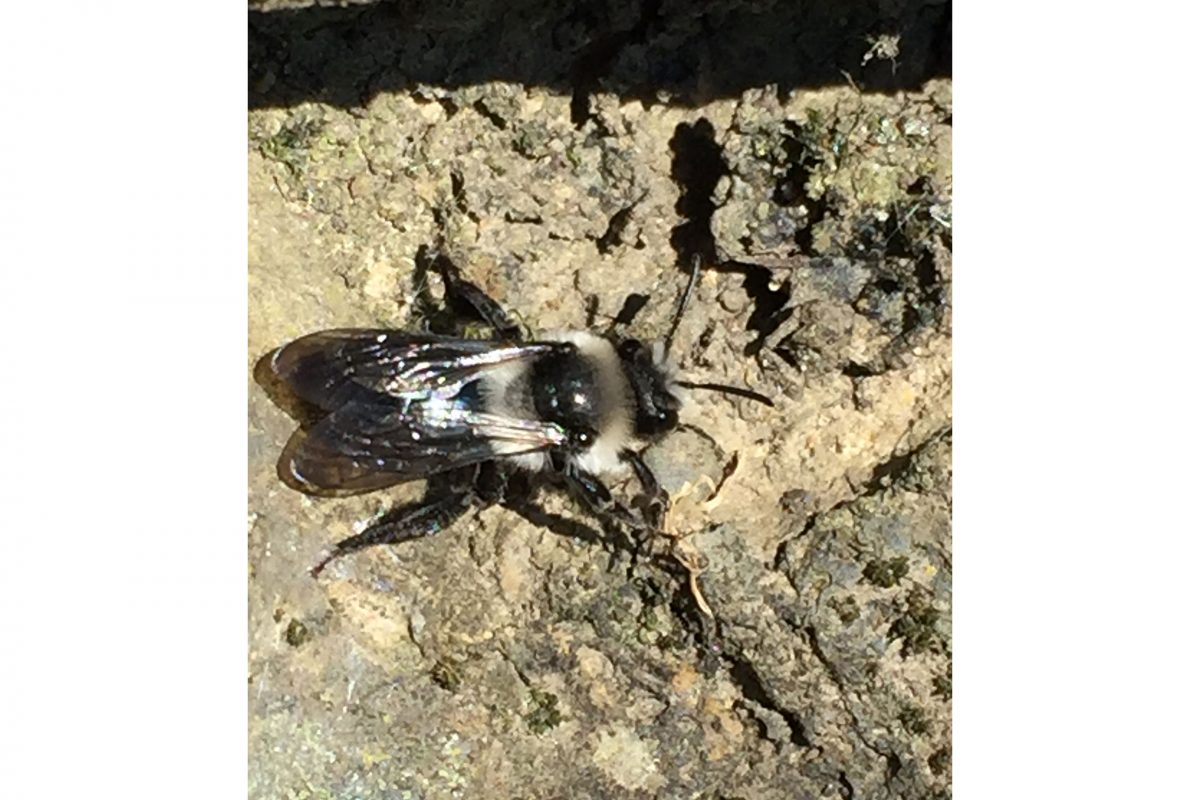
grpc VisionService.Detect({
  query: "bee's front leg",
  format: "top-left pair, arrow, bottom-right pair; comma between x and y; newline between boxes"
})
561,462 -> 650,559
621,448 -> 669,532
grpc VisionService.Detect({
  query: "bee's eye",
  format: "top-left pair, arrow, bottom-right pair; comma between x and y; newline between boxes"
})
571,429 -> 594,448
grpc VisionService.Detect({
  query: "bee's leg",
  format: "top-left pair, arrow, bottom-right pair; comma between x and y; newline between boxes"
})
472,460 -> 514,506
311,467 -> 486,577
432,253 -> 523,340
310,492 -> 473,576
562,464 -> 648,552
621,448 -> 669,532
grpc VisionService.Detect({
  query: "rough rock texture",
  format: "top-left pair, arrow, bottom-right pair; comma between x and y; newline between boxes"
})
248,1 -> 951,797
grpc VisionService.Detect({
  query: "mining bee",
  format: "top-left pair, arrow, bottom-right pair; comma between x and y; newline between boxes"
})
265,252 -> 771,575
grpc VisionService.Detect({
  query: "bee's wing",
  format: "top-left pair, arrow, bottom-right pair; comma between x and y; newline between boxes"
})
270,329 -> 562,410
281,396 -> 567,494
270,329 -> 570,494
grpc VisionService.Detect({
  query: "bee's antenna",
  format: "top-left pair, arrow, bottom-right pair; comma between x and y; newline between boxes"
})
676,380 -> 774,407
666,256 -> 775,407
664,254 -> 702,356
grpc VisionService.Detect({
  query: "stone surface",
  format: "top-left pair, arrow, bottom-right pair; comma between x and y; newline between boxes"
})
248,2 -> 952,797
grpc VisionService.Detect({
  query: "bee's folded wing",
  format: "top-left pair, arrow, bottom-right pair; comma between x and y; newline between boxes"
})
270,329 -> 560,409
280,398 -> 566,495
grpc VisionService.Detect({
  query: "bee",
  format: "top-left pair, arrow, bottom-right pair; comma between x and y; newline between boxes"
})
266,253 -> 771,575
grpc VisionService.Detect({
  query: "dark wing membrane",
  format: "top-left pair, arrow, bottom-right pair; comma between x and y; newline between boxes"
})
271,329 -> 561,410
281,395 -> 567,494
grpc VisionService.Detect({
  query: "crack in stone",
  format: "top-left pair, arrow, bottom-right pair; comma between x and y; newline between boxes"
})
772,426 -> 951,569
724,652 -> 813,750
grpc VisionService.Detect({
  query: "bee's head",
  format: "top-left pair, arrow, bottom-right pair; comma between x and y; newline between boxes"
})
616,338 -> 684,438
612,256 -> 774,437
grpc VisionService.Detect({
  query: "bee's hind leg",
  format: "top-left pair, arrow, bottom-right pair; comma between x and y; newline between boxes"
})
309,492 -> 472,577
426,250 -> 524,340
311,466 -> 496,577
